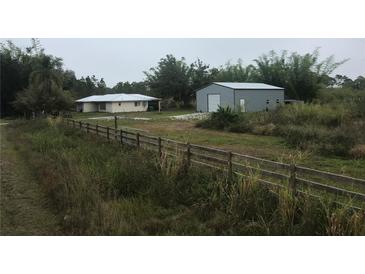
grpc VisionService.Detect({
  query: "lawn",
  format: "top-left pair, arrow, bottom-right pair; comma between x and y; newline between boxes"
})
70,110 -> 365,179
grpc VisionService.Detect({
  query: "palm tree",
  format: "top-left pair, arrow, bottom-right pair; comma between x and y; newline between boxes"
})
27,55 -> 65,113
13,53 -> 73,116
29,55 -> 63,92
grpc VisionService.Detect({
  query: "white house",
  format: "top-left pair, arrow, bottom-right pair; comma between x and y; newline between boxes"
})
76,93 -> 161,113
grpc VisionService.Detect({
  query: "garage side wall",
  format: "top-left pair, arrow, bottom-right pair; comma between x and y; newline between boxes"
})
234,89 -> 284,112
196,84 -> 234,112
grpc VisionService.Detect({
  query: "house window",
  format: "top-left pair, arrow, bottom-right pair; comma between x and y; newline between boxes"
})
118,102 -> 121,106
134,101 -> 141,107
143,101 -> 147,107
99,103 -> 106,110
266,99 -> 270,104
276,99 -> 280,104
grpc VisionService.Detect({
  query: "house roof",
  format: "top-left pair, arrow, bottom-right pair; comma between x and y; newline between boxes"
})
76,93 -> 160,103
213,82 -> 284,90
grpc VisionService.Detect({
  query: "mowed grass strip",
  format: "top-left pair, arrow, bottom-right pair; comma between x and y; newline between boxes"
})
0,124 -> 61,235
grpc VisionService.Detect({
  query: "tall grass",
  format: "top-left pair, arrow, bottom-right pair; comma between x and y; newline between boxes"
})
7,119 -> 365,235
272,103 -> 348,127
197,89 -> 365,157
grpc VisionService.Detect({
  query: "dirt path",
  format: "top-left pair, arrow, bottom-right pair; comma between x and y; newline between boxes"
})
0,124 -> 61,235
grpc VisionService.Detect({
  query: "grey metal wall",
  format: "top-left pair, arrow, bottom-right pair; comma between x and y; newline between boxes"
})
196,83 -> 284,112
196,84 -> 234,112
234,89 -> 284,112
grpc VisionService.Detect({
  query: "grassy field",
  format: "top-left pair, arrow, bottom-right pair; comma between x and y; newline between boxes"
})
72,111 -> 365,179
1,119 -> 364,235
0,124 -> 60,235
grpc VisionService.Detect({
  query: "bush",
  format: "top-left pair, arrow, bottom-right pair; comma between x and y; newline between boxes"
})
275,124 -> 357,156
252,123 -> 276,135
275,124 -> 324,150
322,126 -> 357,156
317,88 -> 365,118
272,103 -> 348,127
228,113 -> 253,133
198,106 -> 239,130
350,145 -> 365,159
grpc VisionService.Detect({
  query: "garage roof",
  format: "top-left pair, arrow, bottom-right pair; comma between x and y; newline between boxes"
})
76,93 -> 160,103
213,82 -> 284,90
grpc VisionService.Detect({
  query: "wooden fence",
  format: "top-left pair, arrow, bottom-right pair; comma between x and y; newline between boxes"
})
65,119 -> 365,206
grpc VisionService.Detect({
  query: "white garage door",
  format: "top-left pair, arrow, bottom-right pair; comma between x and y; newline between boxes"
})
208,94 -> 220,112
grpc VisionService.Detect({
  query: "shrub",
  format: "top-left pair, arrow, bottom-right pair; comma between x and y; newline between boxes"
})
350,145 -> 365,159
198,106 -> 239,130
252,123 -> 276,135
317,88 -> 365,119
227,113 -> 252,133
355,97 -> 365,118
275,124 -> 357,156
321,127 -> 356,156
272,103 -> 348,127
275,124 -> 324,150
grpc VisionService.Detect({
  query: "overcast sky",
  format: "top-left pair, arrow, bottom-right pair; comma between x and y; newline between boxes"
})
2,38 -> 364,87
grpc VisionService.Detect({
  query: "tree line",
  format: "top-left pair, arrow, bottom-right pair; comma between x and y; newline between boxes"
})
1,39 -> 364,117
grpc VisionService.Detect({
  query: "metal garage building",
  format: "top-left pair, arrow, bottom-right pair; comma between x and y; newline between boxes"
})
196,82 -> 285,112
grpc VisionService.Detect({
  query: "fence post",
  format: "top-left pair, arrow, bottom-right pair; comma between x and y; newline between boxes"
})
120,129 -> 123,144
86,123 -> 89,133
107,127 -> 110,140
289,164 -> 297,195
96,124 -> 98,136
158,137 -> 162,158
186,142 -> 191,169
114,116 -> 118,140
136,133 -> 140,148
79,121 -> 82,130
227,151 -> 233,181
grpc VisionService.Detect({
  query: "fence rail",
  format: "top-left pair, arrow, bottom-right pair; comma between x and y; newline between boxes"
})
65,118 -> 365,205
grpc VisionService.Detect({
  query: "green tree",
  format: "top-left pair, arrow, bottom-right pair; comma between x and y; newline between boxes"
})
112,81 -> 149,94
144,54 -> 192,106
189,59 -> 213,91
1,39 -> 75,117
213,59 -> 256,82
62,70 -> 77,90
349,75 -> 365,90
254,50 -> 346,101
332,74 -> 353,87
145,55 -> 215,106
0,40 -> 35,117
12,48 -> 73,115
